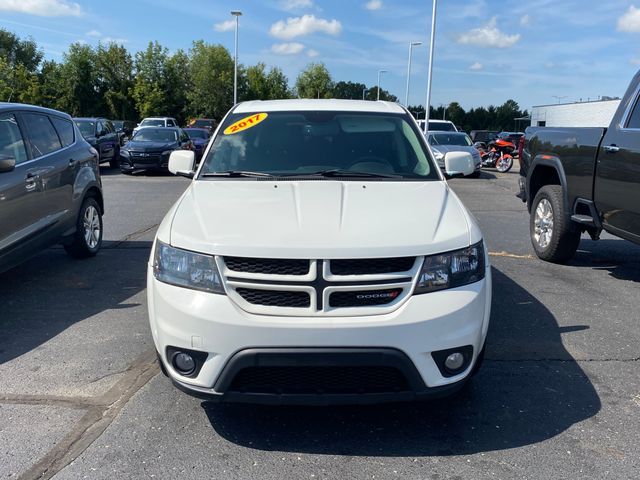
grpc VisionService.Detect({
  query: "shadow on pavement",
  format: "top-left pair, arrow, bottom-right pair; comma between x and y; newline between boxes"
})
572,238 -> 640,283
0,241 -> 152,364
203,266 -> 600,456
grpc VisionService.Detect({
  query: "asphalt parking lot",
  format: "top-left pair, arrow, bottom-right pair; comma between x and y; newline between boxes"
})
2,166 -> 640,480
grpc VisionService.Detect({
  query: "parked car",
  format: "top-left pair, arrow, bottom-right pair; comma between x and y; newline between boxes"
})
427,131 -> 481,177
119,127 -> 193,173
150,100 -> 491,405
132,117 -> 178,136
520,70 -> 640,263
187,118 -> 217,132
112,120 -> 135,146
183,127 -> 210,161
73,117 -> 120,168
417,119 -> 458,132
0,104 -> 104,273
470,130 -> 499,145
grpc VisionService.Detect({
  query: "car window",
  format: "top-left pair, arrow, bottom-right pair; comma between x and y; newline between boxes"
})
429,133 -> 472,146
186,129 -> 208,139
132,129 -> 178,142
428,121 -> 455,132
22,113 -> 62,158
75,120 -> 96,138
200,111 -> 437,180
97,120 -> 105,135
105,120 -> 114,133
167,119 -> 176,127
625,95 -> 640,129
140,119 -> 165,127
50,117 -> 75,147
0,113 -> 28,164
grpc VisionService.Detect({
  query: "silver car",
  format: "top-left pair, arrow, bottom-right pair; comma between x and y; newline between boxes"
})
427,132 -> 481,178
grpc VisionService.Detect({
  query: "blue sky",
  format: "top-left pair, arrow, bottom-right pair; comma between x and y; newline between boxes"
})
1,0 -> 639,110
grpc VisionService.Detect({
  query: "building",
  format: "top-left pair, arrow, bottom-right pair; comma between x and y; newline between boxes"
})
530,98 -> 621,127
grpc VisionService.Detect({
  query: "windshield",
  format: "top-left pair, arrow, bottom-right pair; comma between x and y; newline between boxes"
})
200,111 -> 437,180
140,119 -> 165,127
185,129 -> 209,139
132,129 -> 178,142
112,121 -> 123,130
193,120 -> 214,128
74,120 -> 95,138
429,133 -> 472,147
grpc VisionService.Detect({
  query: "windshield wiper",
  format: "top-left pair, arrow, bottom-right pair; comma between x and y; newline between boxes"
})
304,169 -> 403,179
201,170 -> 274,178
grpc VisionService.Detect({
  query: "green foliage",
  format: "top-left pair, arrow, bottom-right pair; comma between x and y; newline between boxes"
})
295,63 -> 334,99
243,63 -> 291,101
96,43 -> 135,120
0,29 -> 43,73
58,43 -> 101,116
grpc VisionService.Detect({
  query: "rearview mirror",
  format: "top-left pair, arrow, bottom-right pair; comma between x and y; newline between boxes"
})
444,151 -> 475,178
0,154 -> 16,173
169,150 -> 196,178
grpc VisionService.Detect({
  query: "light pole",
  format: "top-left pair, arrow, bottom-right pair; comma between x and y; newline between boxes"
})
362,87 -> 367,100
552,95 -> 567,104
423,0 -> 437,134
231,10 -> 242,105
404,41 -> 422,106
377,69 -> 387,101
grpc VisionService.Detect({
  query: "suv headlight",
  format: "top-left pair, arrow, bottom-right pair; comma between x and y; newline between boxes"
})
153,241 -> 224,294
414,241 -> 485,294
432,148 -> 444,161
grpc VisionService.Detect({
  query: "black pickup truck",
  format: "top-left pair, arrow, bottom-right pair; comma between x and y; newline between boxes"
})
520,71 -> 640,263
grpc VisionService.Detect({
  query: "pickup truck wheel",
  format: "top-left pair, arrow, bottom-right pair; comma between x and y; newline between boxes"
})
64,197 -> 103,259
530,185 -> 580,263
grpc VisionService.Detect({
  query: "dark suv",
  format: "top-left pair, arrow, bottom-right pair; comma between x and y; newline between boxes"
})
73,117 -> 120,168
0,104 -> 104,274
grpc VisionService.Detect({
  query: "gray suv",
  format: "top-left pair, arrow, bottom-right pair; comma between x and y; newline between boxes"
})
0,104 -> 104,274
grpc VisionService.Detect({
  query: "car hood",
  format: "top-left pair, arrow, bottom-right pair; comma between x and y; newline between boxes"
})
124,141 -> 177,151
166,180 -> 473,258
432,145 -> 479,156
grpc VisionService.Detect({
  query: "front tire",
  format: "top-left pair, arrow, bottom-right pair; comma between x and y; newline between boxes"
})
530,185 -> 580,263
64,197 -> 103,259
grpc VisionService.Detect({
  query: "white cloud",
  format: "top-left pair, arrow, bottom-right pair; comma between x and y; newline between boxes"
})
101,37 -> 128,44
214,19 -> 236,32
307,49 -> 319,57
86,30 -> 101,37
469,62 -> 483,70
520,14 -> 530,26
456,18 -> 521,48
271,42 -> 305,55
630,58 -> 640,65
0,0 -> 81,16
280,0 -> 314,11
618,5 -> 640,33
270,14 -> 342,39
364,0 -> 382,10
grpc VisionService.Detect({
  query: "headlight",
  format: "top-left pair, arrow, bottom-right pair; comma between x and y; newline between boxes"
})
153,241 -> 224,294
162,149 -> 175,156
432,148 -> 444,160
414,241 -> 485,294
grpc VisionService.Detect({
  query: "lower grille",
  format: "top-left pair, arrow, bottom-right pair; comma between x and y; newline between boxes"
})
236,288 -> 310,308
329,288 -> 403,308
131,154 -> 160,164
228,366 -> 410,394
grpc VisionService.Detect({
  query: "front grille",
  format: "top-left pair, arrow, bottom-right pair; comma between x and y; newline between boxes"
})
236,288 -> 310,308
224,257 -> 309,276
330,257 -> 416,275
329,288 -> 403,308
130,153 -> 160,164
228,366 -> 410,394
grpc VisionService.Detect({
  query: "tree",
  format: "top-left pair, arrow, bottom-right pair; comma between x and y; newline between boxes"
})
0,29 -> 43,72
187,40 -> 234,120
132,41 -> 172,119
166,49 -> 191,124
243,63 -> 291,101
333,81 -> 367,100
295,63 -> 333,99
96,42 -> 135,120
38,60 -> 63,109
58,43 -> 101,116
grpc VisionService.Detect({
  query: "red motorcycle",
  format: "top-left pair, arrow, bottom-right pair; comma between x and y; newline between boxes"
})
474,138 -> 515,173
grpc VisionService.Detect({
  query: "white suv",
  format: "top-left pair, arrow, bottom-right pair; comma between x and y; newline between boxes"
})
133,117 -> 178,135
148,100 -> 491,405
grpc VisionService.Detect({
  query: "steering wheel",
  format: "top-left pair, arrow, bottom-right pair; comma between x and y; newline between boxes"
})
348,156 -> 395,173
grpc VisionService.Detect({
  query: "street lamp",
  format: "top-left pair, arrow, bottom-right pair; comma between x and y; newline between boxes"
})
362,87 -> 367,100
404,41 -> 422,106
377,69 -> 387,101
423,0 -> 437,134
231,10 -> 242,105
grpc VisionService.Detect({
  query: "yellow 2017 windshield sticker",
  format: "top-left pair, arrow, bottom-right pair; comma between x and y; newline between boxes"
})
223,113 -> 268,135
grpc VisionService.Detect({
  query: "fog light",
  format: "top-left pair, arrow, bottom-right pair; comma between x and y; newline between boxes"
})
172,352 -> 196,375
444,352 -> 465,371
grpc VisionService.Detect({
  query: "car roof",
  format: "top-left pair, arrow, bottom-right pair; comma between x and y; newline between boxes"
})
136,126 -> 180,131
0,102 -> 72,119
428,131 -> 467,136
142,117 -> 174,120
74,117 -> 106,121
233,99 -> 406,114
428,119 -> 454,123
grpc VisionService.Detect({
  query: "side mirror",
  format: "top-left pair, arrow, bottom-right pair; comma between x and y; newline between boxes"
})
0,154 -> 16,173
444,151 -> 475,178
169,150 -> 196,178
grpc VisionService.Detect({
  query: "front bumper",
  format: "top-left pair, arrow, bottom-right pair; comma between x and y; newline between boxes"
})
119,153 -> 170,171
148,260 -> 491,405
